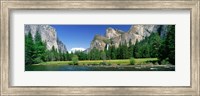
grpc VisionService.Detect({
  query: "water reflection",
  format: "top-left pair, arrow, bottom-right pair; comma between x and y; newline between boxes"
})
25,64 -> 175,71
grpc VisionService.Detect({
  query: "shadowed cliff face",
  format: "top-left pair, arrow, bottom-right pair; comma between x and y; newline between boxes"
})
90,25 -> 169,50
25,25 -> 67,53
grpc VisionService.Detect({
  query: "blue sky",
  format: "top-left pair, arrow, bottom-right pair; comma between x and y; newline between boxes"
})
51,25 -> 131,51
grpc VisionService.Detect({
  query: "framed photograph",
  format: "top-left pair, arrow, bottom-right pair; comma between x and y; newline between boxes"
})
1,0 -> 199,95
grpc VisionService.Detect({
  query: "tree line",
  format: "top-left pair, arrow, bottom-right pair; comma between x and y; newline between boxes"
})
25,25 -> 175,65
25,31 -> 68,65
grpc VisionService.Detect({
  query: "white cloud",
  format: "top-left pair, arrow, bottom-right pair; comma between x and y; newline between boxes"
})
69,48 -> 86,53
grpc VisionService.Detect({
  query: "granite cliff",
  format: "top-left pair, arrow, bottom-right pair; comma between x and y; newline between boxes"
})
90,25 -> 169,50
25,25 -> 67,53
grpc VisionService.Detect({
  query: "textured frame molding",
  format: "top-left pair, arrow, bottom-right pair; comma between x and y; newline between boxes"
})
0,0 -> 199,95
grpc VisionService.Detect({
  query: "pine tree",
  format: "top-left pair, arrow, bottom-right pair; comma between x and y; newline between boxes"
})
33,31 -> 47,63
123,41 -> 129,59
51,46 -> 57,61
134,40 -> 139,58
128,39 -> 134,58
25,32 -> 35,65
110,46 -> 116,59
158,25 -> 175,65
118,43 -> 123,59
101,51 -> 106,62
165,25 -> 175,65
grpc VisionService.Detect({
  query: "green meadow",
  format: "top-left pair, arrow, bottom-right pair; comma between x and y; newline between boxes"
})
25,58 -> 176,71
36,58 -> 158,65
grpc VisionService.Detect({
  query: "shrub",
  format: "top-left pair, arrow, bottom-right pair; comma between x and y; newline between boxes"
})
145,60 -> 157,64
101,51 -> 106,62
33,57 -> 43,64
99,62 -> 107,65
161,58 -> 170,65
71,55 -> 79,65
68,62 -> 73,65
107,62 -> 111,65
130,57 -> 135,65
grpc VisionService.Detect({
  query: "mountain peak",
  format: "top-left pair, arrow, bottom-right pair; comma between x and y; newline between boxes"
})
93,34 -> 108,42
69,48 -> 85,53
105,27 -> 122,39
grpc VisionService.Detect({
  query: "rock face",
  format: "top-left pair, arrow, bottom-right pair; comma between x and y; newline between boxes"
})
90,25 -> 169,50
105,27 -> 123,39
90,35 -> 108,50
57,39 -> 67,53
25,25 -> 67,53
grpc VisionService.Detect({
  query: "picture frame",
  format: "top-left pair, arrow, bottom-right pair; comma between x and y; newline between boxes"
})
1,0 -> 199,95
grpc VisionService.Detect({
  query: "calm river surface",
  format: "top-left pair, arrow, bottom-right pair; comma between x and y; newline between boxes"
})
25,64 -> 175,71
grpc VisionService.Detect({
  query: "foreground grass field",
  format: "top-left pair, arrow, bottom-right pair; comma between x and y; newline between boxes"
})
26,58 -> 176,71
37,58 -> 158,65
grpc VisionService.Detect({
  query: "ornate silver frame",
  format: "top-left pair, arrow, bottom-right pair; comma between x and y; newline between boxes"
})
1,0 -> 199,95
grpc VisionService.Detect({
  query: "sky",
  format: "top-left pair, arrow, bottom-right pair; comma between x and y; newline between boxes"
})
51,25 -> 131,52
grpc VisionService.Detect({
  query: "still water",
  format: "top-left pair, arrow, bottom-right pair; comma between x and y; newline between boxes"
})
25,64 -> 175,71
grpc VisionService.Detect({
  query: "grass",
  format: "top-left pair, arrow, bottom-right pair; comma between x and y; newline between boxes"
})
37,58 -> 158,65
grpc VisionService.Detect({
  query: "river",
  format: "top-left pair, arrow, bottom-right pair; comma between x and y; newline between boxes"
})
25,64 -> 175,71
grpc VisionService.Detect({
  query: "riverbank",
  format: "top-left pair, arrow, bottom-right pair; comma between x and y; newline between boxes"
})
25,64 -> 175,71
